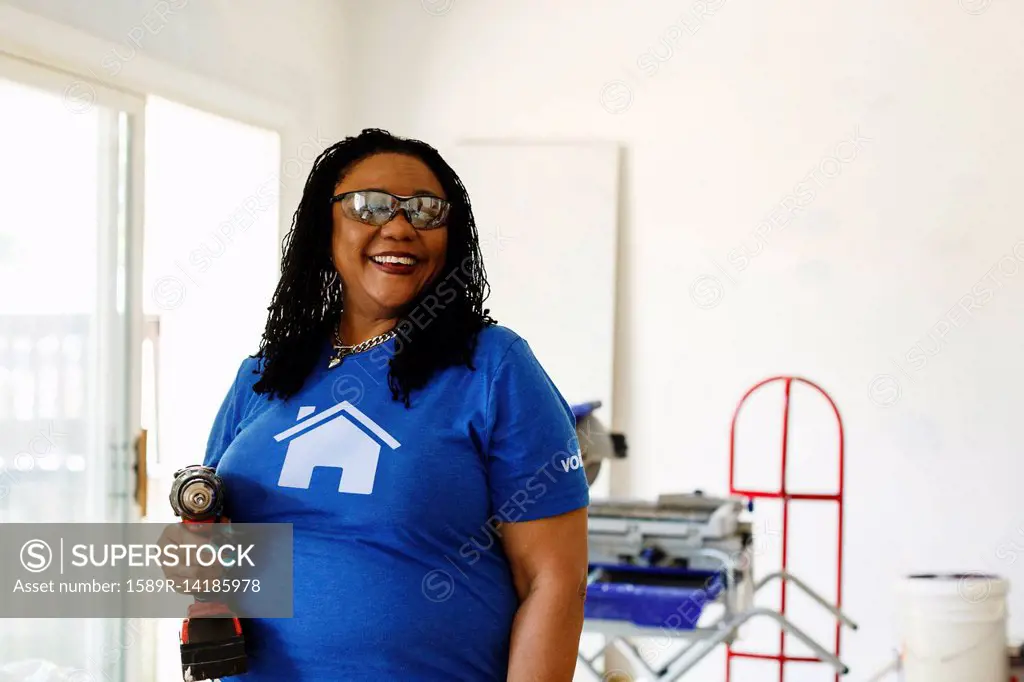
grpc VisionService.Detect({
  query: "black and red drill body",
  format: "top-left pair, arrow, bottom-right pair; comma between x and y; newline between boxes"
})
169,465 -> 247,680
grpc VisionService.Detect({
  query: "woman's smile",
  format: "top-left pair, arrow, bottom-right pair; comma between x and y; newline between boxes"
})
367,250 -> 420,275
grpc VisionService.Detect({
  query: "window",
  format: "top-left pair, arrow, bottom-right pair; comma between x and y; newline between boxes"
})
141,97 -> 281,492
0,54 -> 142,678
140,96 -> 281,682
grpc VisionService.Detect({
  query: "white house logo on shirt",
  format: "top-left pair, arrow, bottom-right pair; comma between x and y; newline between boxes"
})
273,401 -> 401,495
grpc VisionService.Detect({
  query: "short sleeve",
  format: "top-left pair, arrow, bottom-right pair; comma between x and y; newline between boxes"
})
203,358 -> 257,469
485,338 -> 590,523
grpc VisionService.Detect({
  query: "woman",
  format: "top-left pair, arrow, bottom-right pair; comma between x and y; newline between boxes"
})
204,128 -> 590,681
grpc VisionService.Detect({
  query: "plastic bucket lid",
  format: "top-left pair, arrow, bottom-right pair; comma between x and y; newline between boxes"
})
899,573 -> 1009,600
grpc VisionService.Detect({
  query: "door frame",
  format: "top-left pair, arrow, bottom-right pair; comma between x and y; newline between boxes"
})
0,50 -> 145,681
0,47 -> 146,517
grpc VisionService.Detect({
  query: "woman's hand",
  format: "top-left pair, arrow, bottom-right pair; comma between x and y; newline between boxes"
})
156,518 -> 231,590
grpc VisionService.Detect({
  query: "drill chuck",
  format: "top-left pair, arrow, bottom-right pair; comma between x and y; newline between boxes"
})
169,465 -> 225,522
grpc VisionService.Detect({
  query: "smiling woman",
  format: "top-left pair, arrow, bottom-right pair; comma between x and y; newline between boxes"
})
201,128 -> 591,681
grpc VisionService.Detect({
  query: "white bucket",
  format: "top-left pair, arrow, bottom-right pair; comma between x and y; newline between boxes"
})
898,573 -> 1009,682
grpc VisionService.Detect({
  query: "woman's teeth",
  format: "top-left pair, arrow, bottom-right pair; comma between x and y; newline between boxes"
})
371,255 -> 417,266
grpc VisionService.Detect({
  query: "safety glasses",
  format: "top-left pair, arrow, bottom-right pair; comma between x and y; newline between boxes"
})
330,190 -> 450,230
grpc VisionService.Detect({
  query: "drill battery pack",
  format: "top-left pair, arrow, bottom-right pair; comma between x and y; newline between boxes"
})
180,603 -> 247,681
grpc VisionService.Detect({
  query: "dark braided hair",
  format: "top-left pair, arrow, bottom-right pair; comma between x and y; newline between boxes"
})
253,128 -> 495,405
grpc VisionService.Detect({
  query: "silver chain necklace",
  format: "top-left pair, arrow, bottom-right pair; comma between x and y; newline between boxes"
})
328,327 -> 396,369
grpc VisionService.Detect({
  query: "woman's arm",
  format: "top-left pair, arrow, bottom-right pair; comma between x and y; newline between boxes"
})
501,507 -> 589,682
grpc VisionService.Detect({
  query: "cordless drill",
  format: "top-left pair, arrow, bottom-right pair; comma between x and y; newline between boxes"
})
169,465 -> 247,680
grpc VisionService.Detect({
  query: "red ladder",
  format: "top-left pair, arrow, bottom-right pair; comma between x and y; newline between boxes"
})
725,376 -> 846,682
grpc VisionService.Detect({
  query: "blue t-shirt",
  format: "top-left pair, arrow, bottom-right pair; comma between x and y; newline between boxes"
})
204,325 -> 590,681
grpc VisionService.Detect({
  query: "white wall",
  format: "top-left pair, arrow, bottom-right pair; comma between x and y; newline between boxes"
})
341,0 -> 1024,679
